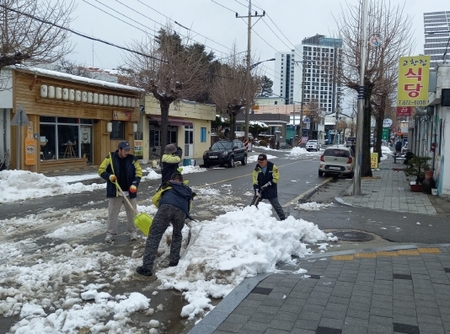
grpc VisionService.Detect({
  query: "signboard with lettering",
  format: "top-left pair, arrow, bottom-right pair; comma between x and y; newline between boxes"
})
25,122 -> 36,166
397,106 -> 412,117
112,110 -> 131,121
371,152 -> 379,169
397,55 -> 430,107
134,140 -> 143,158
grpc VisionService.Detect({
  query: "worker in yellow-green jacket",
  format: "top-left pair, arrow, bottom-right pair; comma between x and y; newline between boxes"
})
160,144 -> 183,187
98,141 -> 142,243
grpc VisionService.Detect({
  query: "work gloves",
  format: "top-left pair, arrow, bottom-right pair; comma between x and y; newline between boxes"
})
261,181 -> 272,190
109,174 -> 117,182
253,184 -> 261,197
129,185 -> 137,193
253,181 -> 272,197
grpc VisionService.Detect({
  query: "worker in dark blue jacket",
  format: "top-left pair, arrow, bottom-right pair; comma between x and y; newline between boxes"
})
137,173 -> 195,276
252,153 -> 286,220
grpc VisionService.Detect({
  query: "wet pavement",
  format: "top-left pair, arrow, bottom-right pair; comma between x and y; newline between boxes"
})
29,156 -> 450,333
188,157 -> 450,334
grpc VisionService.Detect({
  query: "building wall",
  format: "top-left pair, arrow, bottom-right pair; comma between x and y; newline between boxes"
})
0,70 -> 13,163
423,11 -> 450,68
6,67 -> 142,173
296,36 -> 343,115
143,95 -> 216,161
434,65 -> 450,196
274,51 -> 296,105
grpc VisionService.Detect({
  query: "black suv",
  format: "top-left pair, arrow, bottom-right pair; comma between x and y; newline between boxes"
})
203,139 -> 247,168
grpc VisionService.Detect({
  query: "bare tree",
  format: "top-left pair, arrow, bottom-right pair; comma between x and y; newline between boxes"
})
209,46 -> 262,140
336,0 -> 414,176
372,71 -> 397,161
0,0 -> 74,70
53,58 -> 94,78
123,27 -> 212,155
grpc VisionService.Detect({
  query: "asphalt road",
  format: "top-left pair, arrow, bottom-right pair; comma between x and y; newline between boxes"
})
3,153 -> 450,333
3,154 -> 450,247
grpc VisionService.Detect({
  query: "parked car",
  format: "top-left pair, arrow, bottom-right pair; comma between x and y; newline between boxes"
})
318,145 -> 355,178
202,139 -> 247,168
305,140 -> 320,152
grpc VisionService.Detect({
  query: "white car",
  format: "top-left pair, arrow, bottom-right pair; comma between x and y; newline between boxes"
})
305,140 -> 320,152
318,145 -> 355,178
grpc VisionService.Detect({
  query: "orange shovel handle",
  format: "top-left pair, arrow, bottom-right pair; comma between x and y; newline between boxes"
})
113,181 -> 138,215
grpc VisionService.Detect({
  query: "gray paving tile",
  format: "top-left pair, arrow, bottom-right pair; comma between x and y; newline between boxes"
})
293,319 -> 320,330
268,319 -> 295,331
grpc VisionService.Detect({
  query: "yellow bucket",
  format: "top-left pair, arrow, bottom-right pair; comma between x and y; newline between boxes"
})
134,213 -> 153,236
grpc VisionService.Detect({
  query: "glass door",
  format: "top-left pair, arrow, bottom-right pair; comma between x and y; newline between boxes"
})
184,126 -> 193,158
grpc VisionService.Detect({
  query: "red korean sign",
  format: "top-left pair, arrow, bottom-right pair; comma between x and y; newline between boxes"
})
396,106 -> 412,117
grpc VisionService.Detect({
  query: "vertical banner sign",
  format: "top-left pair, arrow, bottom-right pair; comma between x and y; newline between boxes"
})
134,140 -> 143,158
25,122 -> 36,166
370,152 -> 379,169
397,55 -> 430,107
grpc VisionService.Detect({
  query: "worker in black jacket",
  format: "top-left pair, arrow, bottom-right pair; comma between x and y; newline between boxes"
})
136,173 -> 195,276
252,153 -> 286,220
98,141 -> 142,243
160,144 -> 183,186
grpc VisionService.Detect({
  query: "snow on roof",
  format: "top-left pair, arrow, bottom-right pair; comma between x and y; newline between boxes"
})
250,121 -> 268,127
12,65 -> 144,94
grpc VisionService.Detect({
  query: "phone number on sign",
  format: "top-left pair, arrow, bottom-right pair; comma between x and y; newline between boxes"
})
398,100 -> 427,106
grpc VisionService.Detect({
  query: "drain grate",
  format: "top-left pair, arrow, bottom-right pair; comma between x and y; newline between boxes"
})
333,231 -> 375,242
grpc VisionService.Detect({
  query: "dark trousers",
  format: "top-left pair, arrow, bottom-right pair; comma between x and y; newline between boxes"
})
267,197 -> 286,220
142,204 -> 186,270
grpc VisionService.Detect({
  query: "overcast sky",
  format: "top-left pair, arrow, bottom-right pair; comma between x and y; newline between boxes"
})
67,0 -> 446,86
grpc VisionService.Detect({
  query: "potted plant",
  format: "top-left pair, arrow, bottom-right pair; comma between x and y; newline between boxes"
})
403,155 -> 431,192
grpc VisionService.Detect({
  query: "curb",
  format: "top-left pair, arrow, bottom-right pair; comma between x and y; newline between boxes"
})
283,177 -> 334,207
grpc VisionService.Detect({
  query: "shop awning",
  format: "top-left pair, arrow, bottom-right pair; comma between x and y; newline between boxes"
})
148,116 -> 193,126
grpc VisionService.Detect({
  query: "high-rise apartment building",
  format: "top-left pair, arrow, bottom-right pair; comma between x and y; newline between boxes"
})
274,34 -> 343,116
424,11 -> 450,68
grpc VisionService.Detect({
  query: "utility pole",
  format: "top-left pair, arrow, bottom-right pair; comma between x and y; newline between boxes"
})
353,0 -> 368,196
299,63 -> 306,140
236,1 -> 265,139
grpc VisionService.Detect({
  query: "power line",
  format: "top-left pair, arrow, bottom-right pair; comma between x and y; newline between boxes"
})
83,0 -> 232,59
0,3 -> 165,63
134,0 -> 233,54
210,0 -> 236,14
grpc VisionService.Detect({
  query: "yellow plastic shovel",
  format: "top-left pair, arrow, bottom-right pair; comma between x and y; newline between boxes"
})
114,181 -> 153,236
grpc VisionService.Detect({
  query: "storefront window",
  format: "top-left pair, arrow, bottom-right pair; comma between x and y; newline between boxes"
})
110,121 -> 125,140
40,124 -> 56,160
150,130 -> 160,148
58,125 -> 78,159
39,117 -> 92,161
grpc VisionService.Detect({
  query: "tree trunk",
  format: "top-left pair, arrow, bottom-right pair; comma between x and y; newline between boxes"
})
159,98 -> 171,162
361,92 -> 373,177
229,111 -> 236,140
374,96 -> 386,163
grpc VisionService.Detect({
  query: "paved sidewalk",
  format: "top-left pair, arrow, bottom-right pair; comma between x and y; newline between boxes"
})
190,245 -> 450,334
339,157 -> 450,216
188,157 -> 450,334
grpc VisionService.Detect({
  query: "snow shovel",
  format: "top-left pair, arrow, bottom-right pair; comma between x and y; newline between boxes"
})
250,191 -> 263,207
114,181 -> 153,236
